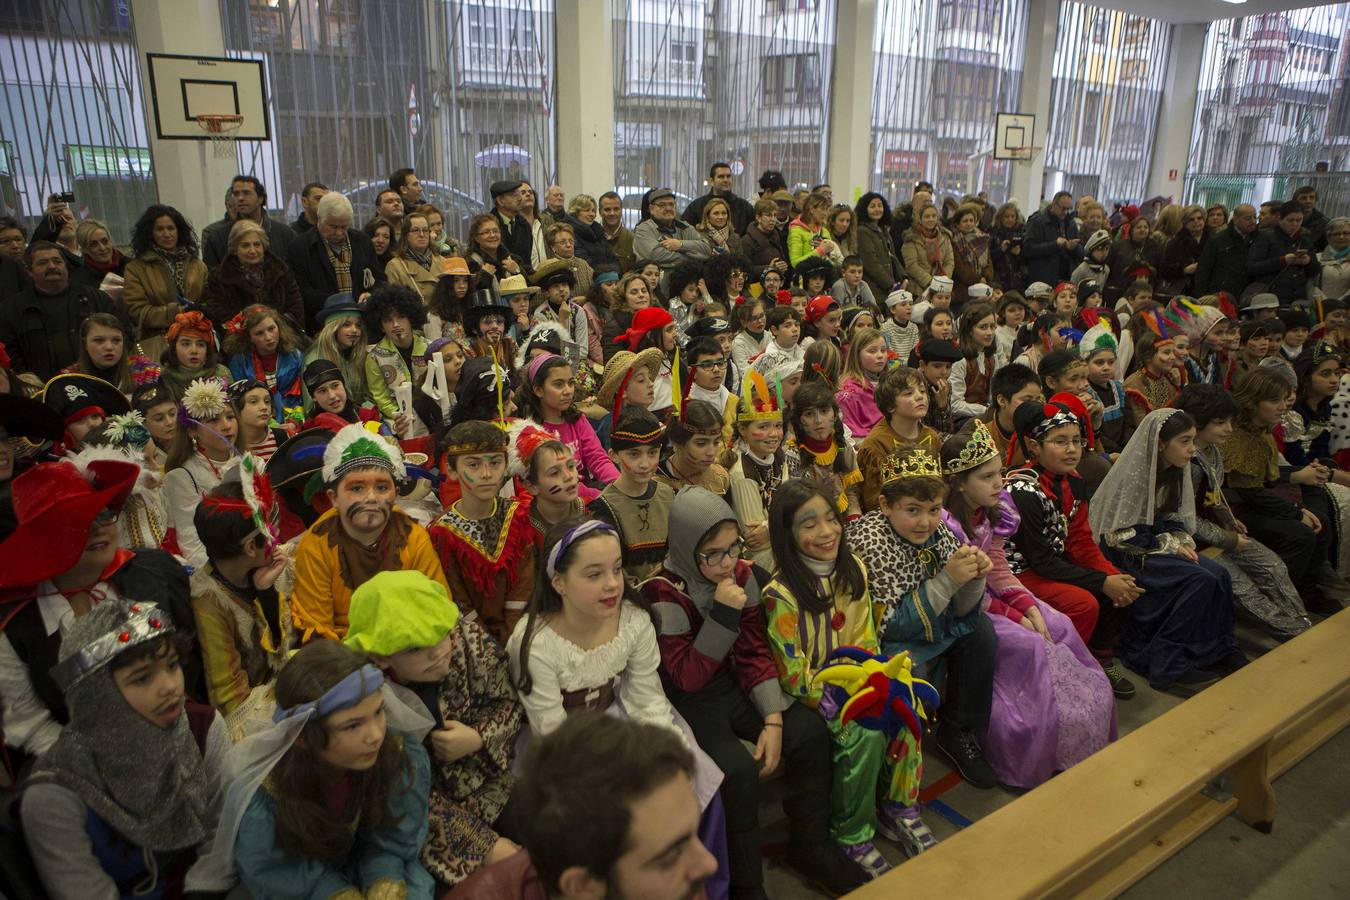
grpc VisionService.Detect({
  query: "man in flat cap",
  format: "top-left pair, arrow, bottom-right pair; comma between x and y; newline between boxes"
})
490,181 -> 535,275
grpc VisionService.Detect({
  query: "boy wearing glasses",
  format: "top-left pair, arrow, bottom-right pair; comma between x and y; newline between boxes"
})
642,486 -> 867,898
684,336 -> 738,449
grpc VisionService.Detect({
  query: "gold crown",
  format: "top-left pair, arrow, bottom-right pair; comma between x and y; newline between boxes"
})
881,447 -> 942,485
944,420 -> 1000,475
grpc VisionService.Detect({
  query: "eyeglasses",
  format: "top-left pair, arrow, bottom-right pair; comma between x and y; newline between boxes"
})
93,509 -> 120,527
697,539 -> 745,567
691,360 -> 727,371
408,227 -> 430,234
1041,436 -> 1085,449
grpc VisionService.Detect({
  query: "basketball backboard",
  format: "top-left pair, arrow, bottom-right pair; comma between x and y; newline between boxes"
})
994,112 -> 1036,161
145,53 -> 269,141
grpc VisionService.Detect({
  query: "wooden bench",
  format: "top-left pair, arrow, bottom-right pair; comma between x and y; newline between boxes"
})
848,607 -> 1350,900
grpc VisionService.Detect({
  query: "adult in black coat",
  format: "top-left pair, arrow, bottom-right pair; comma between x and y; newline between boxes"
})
489,180 -> 536,274
560,206 -> 619,269
1194,204 -> 1258,300
200,177 -> 295,267
1022,191 -> 1082,284
0,243 -> 130,381
683,163 -> 756,235
1247,201 -> 1323,305
286,192 -> 386,332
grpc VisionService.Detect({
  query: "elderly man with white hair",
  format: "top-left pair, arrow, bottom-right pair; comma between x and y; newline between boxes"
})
286,191 -> 386,331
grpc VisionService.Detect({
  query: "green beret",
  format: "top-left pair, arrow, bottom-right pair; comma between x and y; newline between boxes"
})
343,571 -> 460,656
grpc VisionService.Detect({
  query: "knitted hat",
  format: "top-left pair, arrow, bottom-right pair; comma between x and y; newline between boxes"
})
166,310 -> 214,345
344,571 -> 460,657
321,422 -> 406,485
1024,281 -> 1053,300
303,358 -> 345,396
613,307 -> 674,351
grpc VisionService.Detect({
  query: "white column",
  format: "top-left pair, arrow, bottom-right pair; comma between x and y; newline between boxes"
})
130,0 -> 239,237
1009,0 -> 1057,210
1145,23 -> 1206,203
554,0 -> 617,195
827,0 -> 877,204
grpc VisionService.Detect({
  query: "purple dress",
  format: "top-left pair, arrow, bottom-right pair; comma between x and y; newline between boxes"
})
944,492 -> 1116,788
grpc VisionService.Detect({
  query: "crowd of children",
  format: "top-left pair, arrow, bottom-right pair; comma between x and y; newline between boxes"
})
5,203 -> 1350,899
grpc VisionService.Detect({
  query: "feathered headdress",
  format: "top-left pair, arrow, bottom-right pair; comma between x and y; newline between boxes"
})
1160,296 -> 1226,343
737,368 -> 784,423
1077,322 -> 1119,361
812,647 -> 939,743
204,453 -> 281,550
506,420 -> 560,479
321,422 -> 406,485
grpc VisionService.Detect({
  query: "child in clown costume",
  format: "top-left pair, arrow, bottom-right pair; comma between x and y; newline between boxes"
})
761,478 -> 935,879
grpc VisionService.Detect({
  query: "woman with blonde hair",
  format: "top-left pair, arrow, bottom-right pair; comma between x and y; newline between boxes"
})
202,218 -> 304,333
69,218 -> 127,294
787,192 -> 842,268
562,192 -> 618,268
1159,204 -> 1208,299
303,293 -> 372,407
697,197 -> 742,256
384,210 -> 440,305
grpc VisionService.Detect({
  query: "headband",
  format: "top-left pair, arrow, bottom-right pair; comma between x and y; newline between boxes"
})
1031,405 -> 1080,440
545,520 -> 617,579
273,663 -> 385,724
526,352 -> 562,385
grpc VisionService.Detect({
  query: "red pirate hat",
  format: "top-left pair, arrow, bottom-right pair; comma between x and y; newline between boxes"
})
0,459 -> 139,587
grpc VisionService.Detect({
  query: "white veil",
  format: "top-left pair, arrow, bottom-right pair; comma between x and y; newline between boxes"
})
191,679 -> 435,885
1089,407 -> 1196,539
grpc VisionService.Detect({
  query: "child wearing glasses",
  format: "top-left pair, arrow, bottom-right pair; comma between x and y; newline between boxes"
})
642,487 -> 868,898
685,336 -> 738,449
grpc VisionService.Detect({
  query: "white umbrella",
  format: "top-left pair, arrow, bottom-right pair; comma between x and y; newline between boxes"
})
474,143 -> 531,168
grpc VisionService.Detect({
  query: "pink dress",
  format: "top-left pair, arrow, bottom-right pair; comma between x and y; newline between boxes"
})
944,491 -> 1116,788
836,375 -> 883,435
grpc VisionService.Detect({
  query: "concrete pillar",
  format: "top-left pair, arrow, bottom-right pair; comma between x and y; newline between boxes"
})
827,0 -> 877,204
130,0 -> 238,237
554,0 -> 617,194
1010,0 -> 1057,210
1145,23 -> 1206,203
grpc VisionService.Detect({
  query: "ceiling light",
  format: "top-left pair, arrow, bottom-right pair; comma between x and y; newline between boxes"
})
1219,1 -> 1248,6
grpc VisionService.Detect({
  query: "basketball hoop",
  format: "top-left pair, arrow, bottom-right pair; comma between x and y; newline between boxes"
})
196,114 -> 244,159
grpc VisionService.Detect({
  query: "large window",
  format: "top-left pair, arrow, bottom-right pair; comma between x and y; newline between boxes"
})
0,0 -> 156,242
870,0 -> 1027,206
221,0 -> 556,242
1185,3 -> 1350,218
1044,0 -> 1170,205
613,0 -> 837,201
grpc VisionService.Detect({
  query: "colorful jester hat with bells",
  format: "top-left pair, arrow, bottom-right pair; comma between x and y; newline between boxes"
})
812,646 -> 940,743
202,452 -> 281,551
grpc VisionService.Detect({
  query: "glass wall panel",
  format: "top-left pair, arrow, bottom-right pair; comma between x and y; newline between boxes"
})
1044,0 -> 1170,205
1185,3 -> 1350,218
612,0 -> 837,209
0,0 -> 156,243
870,0 -> 1027,208
220,0 -> 556,240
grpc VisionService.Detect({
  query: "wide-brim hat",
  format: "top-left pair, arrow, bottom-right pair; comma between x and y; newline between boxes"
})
441,256 -> 471,277
266,427 -> 336,489
0,393 -> 65,443
598,347 -> 664,409
0,458 -> 139,586
317,292 -> 361,325
498,274 -> 538,298
41,373 -> 132,426
529,258 -> 576,290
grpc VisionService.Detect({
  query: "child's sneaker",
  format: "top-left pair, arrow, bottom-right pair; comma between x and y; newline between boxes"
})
840,839 -> 892,880
876,802 -> 938,858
